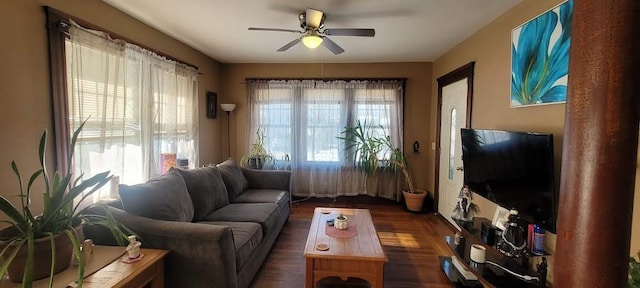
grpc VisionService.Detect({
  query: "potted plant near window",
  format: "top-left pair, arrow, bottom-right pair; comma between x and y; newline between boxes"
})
241,128 -> 274,169
0,121 -> 131,287
339,121 -> 427,211
379,135 -> 428,212
338,121 -> 385,193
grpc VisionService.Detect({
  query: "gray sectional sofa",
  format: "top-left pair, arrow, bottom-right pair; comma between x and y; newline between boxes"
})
87,159 -> 291,288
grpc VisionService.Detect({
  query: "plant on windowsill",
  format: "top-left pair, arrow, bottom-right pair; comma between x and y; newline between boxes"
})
0,120 -> 131,287
338,120 -> 427,211
241,128 -> 274,170
630,251 -> 640,288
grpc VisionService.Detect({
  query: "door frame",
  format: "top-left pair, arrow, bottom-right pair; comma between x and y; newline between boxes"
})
434,62 -> 475,214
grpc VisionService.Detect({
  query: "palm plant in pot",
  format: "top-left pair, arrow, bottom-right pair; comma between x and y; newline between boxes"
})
378,133 -> 427,212
339,121 -> 427,211
0,121 -> 131,287
338,121 -> 385,176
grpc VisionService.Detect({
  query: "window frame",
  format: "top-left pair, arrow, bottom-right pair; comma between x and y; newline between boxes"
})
248,79 -> 405,169
46,6 -> 199,180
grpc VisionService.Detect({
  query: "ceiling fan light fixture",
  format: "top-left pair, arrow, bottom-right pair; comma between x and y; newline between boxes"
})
302,34 -> 323,49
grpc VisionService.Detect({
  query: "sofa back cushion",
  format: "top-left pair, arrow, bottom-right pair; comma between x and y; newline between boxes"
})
119,170 -> 194,222
216,159 -> 249,201
171,166 -> 229,221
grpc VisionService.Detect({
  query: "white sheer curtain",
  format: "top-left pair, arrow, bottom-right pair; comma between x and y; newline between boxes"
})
246,79 -> 403,200
66,23 -> 198,202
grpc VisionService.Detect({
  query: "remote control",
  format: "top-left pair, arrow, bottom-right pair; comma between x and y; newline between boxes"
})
451,256 -> 478,281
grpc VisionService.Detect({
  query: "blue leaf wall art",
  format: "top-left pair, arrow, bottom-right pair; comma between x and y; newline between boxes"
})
511,0 -> 573,107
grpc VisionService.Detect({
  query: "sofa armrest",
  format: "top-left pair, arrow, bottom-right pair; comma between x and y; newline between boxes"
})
242,168 -> 291,191
87,206 -> 238,288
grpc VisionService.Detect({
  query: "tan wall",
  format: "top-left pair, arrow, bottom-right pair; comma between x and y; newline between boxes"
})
431,0 -> 640,282
222,63 -> 433,194
0,0 -> 223,218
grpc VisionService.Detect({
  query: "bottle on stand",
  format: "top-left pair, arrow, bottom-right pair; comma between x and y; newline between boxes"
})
532,224 -> 545,255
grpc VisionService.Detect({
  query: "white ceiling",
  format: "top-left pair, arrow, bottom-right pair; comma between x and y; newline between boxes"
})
102,0 -> 522,64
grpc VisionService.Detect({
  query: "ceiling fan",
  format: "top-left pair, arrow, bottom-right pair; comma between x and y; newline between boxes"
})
248,8 -> 375,55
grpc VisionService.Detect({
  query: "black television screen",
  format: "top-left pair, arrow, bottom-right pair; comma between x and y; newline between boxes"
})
461,128 -> 557,233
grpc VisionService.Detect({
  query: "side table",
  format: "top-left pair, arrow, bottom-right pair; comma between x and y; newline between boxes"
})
1,247 -> 168,288
82,248 -> 169,288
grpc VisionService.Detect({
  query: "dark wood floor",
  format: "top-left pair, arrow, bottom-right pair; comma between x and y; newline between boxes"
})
249,197 -> 457,288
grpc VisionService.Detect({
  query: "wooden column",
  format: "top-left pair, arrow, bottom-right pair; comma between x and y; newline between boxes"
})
554,0 -> 640,287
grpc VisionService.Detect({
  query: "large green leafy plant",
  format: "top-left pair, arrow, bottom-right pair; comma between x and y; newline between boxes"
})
338,120 -> 385,176
338,120 -> 415,193
0,121 -> 130,287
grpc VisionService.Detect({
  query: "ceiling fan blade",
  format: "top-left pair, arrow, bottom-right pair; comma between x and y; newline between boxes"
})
248,27 -> 302,34
323,28 -> 375,37
306,8 -> 324,28
277,37 -> 302,52
321,37 -> 345,55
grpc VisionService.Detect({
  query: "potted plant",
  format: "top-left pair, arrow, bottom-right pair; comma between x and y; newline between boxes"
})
338,120 -> 385,176
339,120 -> 427,211
0,121 -> 131,287
379,135 -> 427,212
335,213 -> 348,230
241,128 -> 274,169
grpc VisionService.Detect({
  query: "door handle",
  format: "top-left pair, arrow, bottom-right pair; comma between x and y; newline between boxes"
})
456,166 -> 464,171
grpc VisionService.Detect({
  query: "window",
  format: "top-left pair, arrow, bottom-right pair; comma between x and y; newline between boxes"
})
51,19 -> 199,202
247,80 -> 403,199
247,79 -> 403,168
303,88 -> 346,162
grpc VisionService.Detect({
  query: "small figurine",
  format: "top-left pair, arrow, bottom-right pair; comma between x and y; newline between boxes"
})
126,235 -> 142,259
451,185 -> 479,222
496,209 -> 528,258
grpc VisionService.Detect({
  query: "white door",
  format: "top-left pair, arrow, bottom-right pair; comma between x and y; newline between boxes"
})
437,79 -> 468,228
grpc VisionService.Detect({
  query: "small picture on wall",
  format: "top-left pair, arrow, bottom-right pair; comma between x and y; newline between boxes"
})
206,91 -> 217,119
510,0 -> 573,107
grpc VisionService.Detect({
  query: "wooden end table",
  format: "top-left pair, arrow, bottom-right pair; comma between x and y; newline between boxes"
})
1,247 -> 168,288
82,248 -> 169,288
304,207 -> 387,288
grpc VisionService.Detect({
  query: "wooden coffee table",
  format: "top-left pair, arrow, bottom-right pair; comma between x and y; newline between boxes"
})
304,207 -> 387,288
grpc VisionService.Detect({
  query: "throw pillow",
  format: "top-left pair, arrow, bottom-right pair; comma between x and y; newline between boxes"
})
119,170 -> 194,222
171,166 -> 230,221
216,158 -> 249,201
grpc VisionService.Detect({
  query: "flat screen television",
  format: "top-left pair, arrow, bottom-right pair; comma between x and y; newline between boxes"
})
461,128 -> 557,233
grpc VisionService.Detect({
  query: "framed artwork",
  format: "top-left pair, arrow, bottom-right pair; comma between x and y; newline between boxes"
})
492,206 -> 510,231
510,0 -> 573,107
206,91 -> 217,119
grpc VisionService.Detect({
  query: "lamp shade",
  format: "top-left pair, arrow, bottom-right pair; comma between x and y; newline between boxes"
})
302,35 -> 323,49
220,103 -> 236,112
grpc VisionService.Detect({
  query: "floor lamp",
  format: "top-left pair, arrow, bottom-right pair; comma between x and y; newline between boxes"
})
220,104 -> 236,158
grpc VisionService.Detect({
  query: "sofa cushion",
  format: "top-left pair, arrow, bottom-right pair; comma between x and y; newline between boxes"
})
171,166 -> 229,221
119,171 -> 194,222
233,189 -> 289,212
201,203 -> 280,235
216,159 -> 249,201
200,221 -> 263,272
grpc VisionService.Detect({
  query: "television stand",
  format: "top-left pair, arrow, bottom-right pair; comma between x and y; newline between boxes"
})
439,217 -> 549,288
